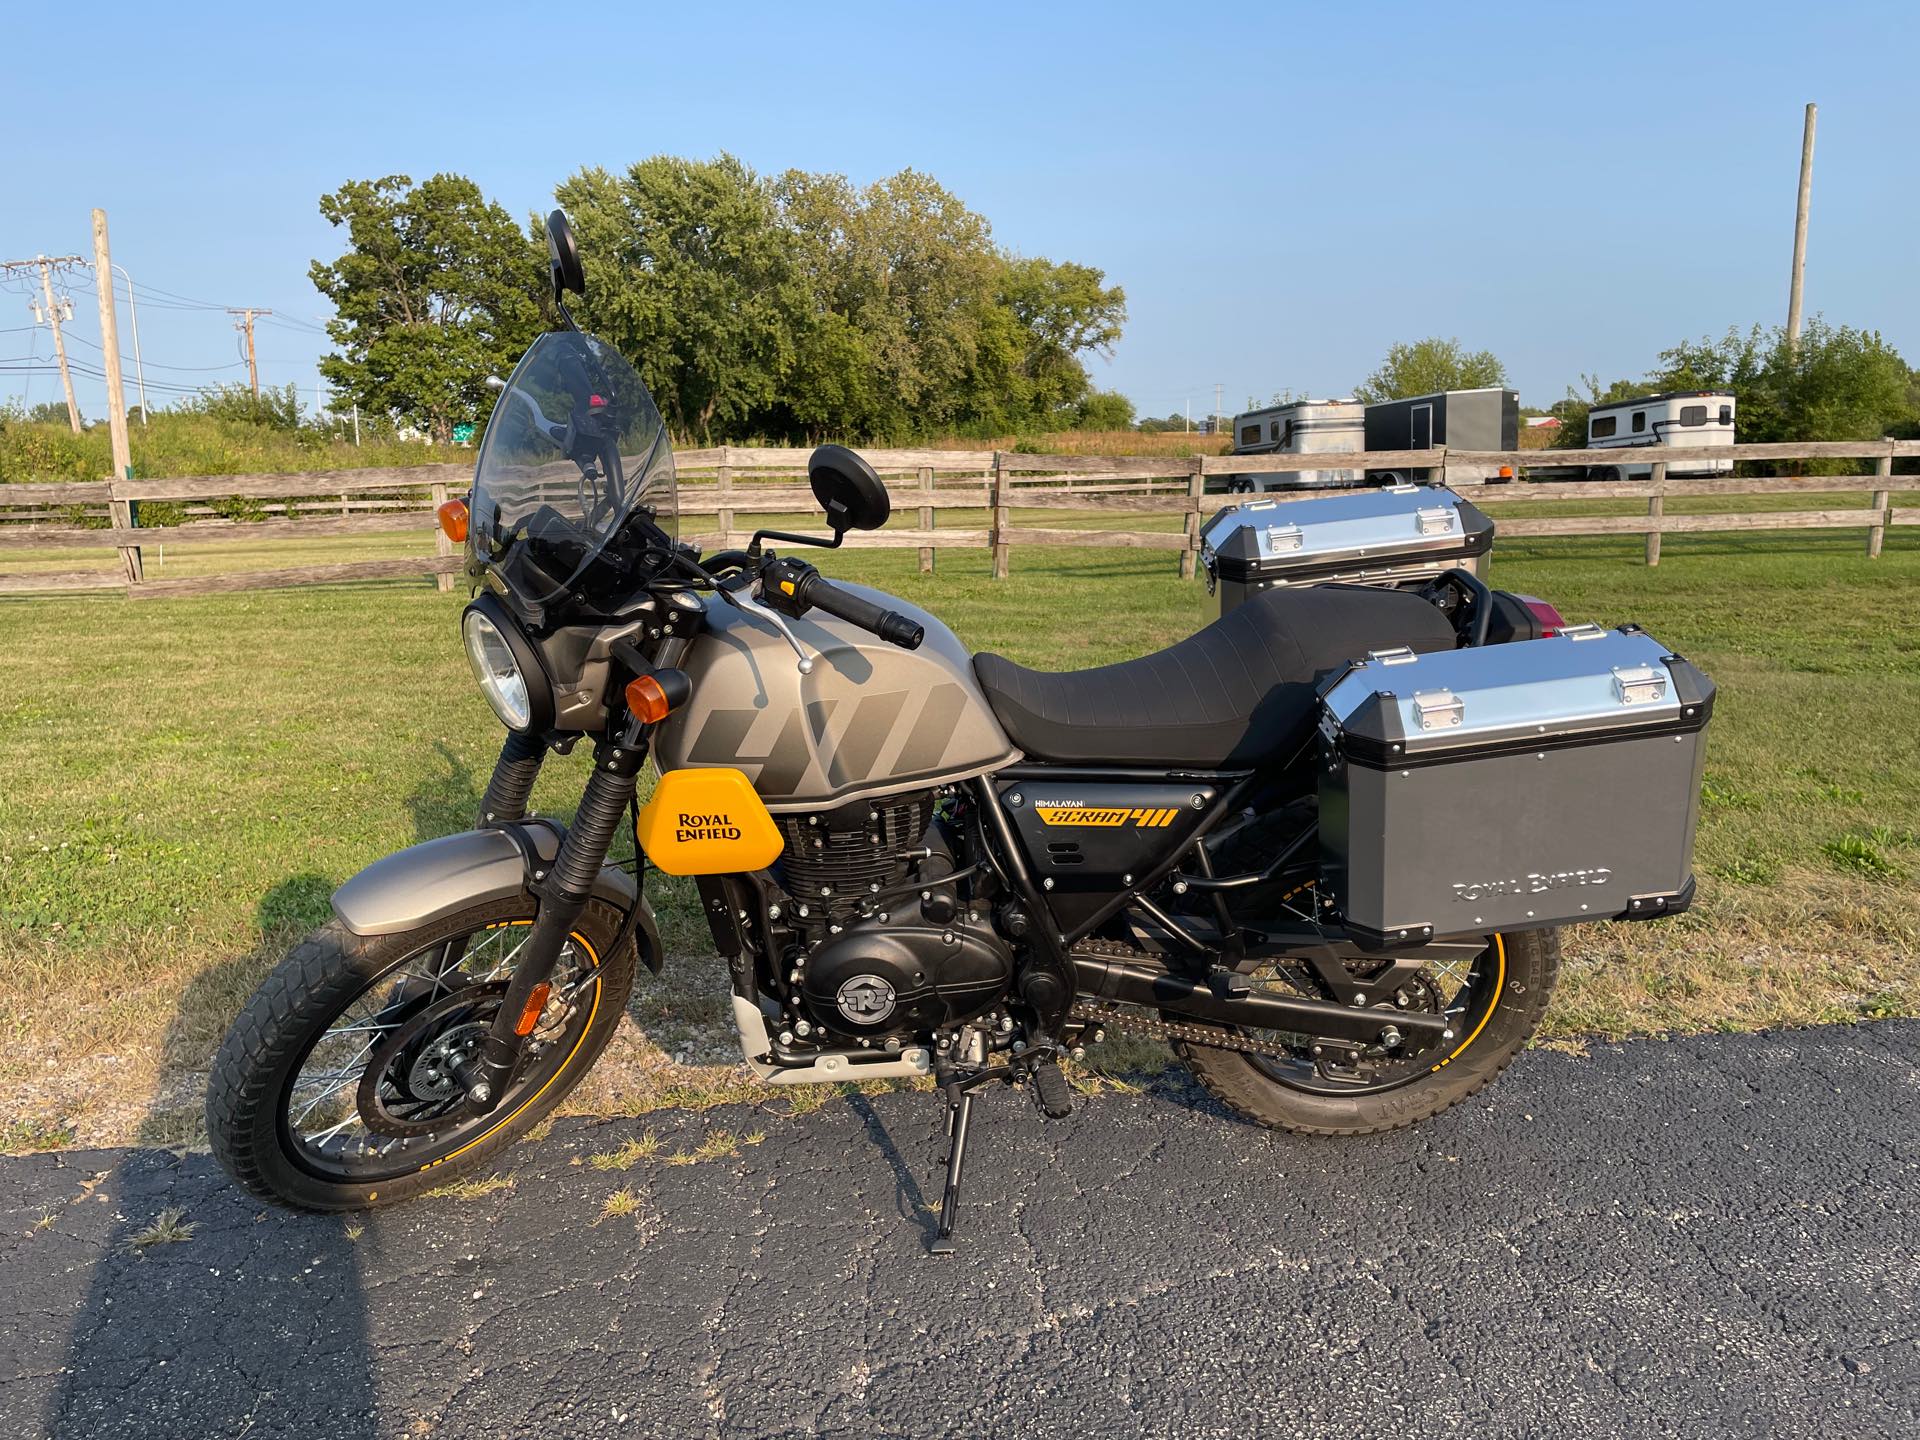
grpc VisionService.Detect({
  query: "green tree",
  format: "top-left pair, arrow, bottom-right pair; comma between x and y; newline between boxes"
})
1354,337 -> 1508,403
774,167 -> 1004,437
770,166 -> 1125,440
998,257 -> 1127,424
310,174 -> 544,444
560,155 -> 806,442
1652,319 -> 1913,446
1074,390 -> 1136,430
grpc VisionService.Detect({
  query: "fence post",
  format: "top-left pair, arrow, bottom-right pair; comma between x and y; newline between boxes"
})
106,474 -> 143,584
1644,461 -> 1666,567
991,452 -> 1010,580
716,445 -> 735,549
917,465 -> 935,574
1868,450 -> 1893,558
429,480 -> 454,592
1179,458 -> 1204,579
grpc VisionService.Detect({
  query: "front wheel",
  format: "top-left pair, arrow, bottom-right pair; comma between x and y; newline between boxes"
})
207,896 -> 635,1210
1174,929 -> 1558,1135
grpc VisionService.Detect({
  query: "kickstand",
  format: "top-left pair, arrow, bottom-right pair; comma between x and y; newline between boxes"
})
929,1067 -> 1002,1256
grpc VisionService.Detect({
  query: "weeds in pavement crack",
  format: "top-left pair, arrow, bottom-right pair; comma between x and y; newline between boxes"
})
127,1206 -> 197,1251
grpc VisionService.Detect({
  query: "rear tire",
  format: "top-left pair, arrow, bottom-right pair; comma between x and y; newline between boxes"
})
1175,929 -> 1558,1136
207,896 -> 635,1211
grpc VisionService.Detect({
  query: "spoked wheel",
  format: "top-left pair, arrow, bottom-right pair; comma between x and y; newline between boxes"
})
208,896 -> 635,1210
1172,881 -> 1559,1134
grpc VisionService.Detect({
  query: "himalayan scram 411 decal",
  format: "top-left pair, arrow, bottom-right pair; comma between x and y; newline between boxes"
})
1034,803 -> 1179,828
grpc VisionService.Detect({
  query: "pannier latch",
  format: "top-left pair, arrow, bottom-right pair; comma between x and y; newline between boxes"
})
1366,646 -> 1419,666
1414,505 -> 1457,536
1263,523 -> 1305,553
1611,664 -> 1667,705
1560,623 -> 1608,641
1413,688 -> 1464,730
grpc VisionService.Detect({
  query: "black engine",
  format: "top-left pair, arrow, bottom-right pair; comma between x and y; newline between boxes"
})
774,791 -> 1012,1043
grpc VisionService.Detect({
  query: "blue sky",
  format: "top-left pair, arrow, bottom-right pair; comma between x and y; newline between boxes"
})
6,0 -> 1915,426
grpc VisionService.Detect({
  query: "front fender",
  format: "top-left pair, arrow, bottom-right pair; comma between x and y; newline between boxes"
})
330,824 -> 663,973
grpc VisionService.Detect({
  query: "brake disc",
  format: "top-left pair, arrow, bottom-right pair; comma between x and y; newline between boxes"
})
356,983 -> 507,1139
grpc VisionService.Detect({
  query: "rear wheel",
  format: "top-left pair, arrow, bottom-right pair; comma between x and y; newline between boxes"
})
207,896 -> 635,1210
1174,929 -> 1559,1135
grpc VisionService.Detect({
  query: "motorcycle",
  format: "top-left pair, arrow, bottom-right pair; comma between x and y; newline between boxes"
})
209,212 -> 1713,1252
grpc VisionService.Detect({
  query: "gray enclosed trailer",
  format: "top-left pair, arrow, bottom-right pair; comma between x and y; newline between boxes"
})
1216,398 -> 1366,494
1362,387 -> 1519,486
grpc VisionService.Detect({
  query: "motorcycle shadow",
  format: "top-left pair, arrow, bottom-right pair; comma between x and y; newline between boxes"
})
36,875 -> 381,1440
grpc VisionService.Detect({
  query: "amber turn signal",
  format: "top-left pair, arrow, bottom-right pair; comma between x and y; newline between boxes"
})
625,673 -> 675,723
437,498 -> 470,543
513,981 -> 553,1037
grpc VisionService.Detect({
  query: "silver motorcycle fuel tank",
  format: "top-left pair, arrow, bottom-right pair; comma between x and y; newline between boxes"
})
651,585 -> 1021,813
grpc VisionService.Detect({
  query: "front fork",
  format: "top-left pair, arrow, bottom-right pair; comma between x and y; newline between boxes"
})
462,730 -> 647,1114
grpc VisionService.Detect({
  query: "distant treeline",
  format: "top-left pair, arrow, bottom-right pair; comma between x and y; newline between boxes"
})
308,161 -> 1132,447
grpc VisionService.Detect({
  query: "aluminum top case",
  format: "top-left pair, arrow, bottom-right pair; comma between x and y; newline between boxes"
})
1199,484 -> 1494,614
1315,624 -> 1714,950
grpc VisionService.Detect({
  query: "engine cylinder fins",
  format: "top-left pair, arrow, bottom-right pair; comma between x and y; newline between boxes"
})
775,791 -> 936,923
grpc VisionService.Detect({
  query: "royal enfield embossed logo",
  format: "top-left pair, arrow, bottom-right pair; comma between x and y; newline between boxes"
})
835,975 -> 897,1025
1451,867 -> 1612,902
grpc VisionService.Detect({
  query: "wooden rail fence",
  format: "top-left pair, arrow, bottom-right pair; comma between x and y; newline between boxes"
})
1,440 -> 1915,599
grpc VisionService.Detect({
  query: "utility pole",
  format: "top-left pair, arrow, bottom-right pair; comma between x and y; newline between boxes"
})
90,210 -> 143,583
4,255 -> 86,431
1213,382 -> 1224,435
1786,101 -> 1817,355
228,307 -> 272,396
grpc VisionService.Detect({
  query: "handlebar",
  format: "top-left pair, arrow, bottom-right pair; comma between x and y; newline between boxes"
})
788,569 -> 924,649
803,575 -> 924,649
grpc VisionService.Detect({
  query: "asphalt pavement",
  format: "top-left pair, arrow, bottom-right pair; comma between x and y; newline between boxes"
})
2,1021 -> 1916,1439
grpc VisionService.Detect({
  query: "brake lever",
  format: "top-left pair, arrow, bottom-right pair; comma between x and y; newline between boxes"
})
662,548 -> 813,674
740,584 -> 815,675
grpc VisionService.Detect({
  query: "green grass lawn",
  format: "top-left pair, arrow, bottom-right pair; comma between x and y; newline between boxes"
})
2,528 -> 1916,1148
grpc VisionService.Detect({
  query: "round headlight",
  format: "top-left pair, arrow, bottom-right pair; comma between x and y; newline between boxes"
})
462,599 -> 553,733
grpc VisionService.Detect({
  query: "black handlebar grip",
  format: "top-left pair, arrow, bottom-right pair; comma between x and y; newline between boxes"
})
875,611 -> 925,650
801,575 -> 924,649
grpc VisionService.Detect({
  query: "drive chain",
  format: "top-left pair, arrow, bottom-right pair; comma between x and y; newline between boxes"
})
1068,1000 -> 1305,1061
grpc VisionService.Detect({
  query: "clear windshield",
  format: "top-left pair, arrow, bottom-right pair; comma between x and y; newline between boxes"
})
467,331 -> 676,613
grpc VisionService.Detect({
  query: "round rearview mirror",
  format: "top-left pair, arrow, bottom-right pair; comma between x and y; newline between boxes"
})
808,445 -> 891,533
546,209 -> 585,301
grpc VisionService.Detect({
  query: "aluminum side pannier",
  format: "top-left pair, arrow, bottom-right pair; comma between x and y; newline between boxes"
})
1199,484 -> 1494,616
1315,625 -> 1714,949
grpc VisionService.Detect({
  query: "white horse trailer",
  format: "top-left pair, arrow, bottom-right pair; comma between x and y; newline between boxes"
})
1219,398 -> 1366,493
1585,391 -> 1736,480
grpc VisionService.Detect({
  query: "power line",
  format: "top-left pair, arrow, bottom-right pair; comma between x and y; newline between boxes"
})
59,329 -> 243,372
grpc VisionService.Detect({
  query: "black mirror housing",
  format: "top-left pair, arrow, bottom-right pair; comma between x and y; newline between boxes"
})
546,209 -> 586,302
808,445 -> 890,533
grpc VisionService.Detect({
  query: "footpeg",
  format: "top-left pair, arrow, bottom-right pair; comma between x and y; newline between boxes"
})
1208,967 -> 1251,999
1031,1060 -> 1073,1119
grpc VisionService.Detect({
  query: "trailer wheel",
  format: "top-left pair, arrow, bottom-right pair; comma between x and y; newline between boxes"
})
1587,465 -> 1622,484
